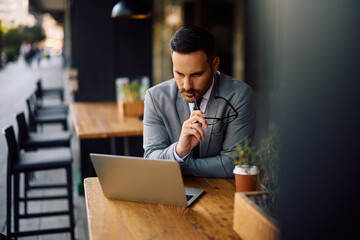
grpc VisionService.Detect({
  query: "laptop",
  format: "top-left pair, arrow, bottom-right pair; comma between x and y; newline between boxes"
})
90,153 -> 204,207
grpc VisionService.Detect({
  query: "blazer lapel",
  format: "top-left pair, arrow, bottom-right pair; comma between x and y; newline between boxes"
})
201,75 -> 220,157
176,91 -> 190,125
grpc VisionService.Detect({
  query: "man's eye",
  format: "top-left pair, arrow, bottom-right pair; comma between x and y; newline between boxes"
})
193,73 -> 201,77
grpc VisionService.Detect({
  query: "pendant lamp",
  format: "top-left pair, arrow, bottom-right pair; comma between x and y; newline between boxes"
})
111,0 -> 150,19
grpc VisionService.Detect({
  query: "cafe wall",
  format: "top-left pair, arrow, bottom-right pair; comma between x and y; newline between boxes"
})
244,1 -> 279,145
71,0 -> 115,101
246,1 -> 360,239
71,0 -> 152,102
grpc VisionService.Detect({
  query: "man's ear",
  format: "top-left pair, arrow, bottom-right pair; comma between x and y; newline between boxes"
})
212,56 -> 220,74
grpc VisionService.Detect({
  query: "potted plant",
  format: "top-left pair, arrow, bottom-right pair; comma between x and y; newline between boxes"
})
232,133 -> 281,240
122,81 -> 141,102
232,134 -> 281,197
232,138 -> 259,192
255,133 -> 281,216
117,81 -> 144,118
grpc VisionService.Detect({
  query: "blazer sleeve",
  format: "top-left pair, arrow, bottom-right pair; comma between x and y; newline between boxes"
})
180,85 -> 256,178
143,90 -> 177,161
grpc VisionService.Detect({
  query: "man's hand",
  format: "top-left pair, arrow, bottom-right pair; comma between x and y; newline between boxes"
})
175,110 -> 208,158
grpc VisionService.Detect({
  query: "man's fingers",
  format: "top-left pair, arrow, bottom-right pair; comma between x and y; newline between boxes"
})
191,110 -> 206,117
189,112 -> 208,128
190,128 -> 203,142
190,123 -> 205,140
195,116 -> 208,129
185,121 -> 203,141
178,118 -> 204,154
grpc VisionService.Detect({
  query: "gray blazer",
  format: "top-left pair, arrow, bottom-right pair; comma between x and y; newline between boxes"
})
143,72 -> 256,178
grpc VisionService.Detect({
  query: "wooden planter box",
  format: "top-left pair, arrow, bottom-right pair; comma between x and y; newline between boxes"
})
117,99 -> 144,118
233,191 -> 279,240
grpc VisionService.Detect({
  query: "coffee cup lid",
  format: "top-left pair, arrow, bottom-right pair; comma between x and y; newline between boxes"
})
233,165 -> 258,175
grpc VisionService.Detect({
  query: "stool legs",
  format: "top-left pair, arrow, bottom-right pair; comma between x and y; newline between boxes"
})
14,173 -> 20,236
7,169 -> 75,239
66,166 -> 75,240
24,173 -> 29,215
63,121 -> 68,131
6,171 -> 12,238
24,171 -> 35,215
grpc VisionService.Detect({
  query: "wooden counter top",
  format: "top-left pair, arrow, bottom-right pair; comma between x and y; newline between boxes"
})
84,177 -> 239,240
70,102 -> 143,139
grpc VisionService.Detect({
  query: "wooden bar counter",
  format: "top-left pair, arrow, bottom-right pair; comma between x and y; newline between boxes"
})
70,102 -> 143,139
84,177 -> 240,240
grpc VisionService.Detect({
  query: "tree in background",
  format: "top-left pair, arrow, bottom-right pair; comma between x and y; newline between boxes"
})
20,25 -> 46,43
2,28 -> 22,62
0,21 -> 4,68
0,22 -> 2,49
1,24 -> 46,62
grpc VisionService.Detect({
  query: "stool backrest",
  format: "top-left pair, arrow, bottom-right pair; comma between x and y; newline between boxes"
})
36,79 -> 43,97
2,126 -> 20,171
26,98 -> 35,120
16,112 -> 30,149
34,88 -> 43,107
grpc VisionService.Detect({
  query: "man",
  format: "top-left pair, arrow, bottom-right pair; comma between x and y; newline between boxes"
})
143,26 -> 255,178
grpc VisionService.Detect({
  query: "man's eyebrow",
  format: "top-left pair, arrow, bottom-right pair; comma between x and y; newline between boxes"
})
191,71 -> 204,75
174,70 -> 204,75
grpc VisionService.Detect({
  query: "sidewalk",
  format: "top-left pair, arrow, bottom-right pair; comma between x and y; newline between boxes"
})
0,57 -> 88,240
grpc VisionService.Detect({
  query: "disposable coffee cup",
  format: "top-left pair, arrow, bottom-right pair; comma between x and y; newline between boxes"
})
233,165 -> 258,192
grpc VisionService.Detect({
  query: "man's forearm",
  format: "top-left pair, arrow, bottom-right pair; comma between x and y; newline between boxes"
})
180,154 -> 235,178
144,142 -> 177,161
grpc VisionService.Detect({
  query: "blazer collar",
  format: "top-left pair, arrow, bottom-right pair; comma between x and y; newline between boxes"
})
202,72 -> 221,156
176,84 -> 190,124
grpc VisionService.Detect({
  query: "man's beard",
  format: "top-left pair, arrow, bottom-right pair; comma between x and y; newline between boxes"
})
180,88 -> 202,103
178,74 -> 214,103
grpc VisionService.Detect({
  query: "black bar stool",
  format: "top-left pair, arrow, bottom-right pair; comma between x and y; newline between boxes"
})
36,78 -> 64,102
16,112 -> 71,150
26,97 -> 68,131
32,92 -> 68,114
2,126 -> 75,240
16,111 -> 73,215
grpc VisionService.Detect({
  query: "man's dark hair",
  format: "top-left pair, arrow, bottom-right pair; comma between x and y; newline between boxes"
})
170,26 -> 216,63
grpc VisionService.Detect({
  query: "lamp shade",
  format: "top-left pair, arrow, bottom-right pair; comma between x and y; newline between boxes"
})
111,0 -> 150,19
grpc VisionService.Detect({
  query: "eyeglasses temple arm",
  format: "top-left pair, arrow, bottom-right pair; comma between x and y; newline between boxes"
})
213,96 -> 239,116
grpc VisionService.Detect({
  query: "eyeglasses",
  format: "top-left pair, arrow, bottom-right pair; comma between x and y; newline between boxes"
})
196,96 -> 239,126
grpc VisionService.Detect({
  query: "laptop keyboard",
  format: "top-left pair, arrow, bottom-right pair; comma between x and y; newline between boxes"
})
186,194 -> 194,201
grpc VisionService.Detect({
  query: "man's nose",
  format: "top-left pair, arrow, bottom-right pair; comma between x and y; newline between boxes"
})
183,77 -> 192,90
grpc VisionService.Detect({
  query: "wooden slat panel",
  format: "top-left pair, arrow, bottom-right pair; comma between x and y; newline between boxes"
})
70,102 -> 143,139
84,177 -> 240,240
233,192 -> 279,240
